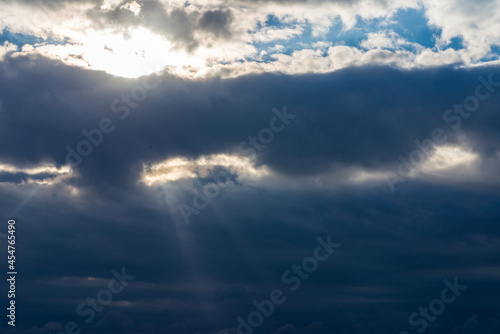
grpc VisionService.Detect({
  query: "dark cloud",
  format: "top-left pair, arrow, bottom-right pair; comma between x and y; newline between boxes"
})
84,1 -> 235,52
139,1 -> 199,51
198,9 -> 233,38
1,54 -> 500,334
0,171 -> 59,184
2,176 -> 500,333
2,54 -> 500,188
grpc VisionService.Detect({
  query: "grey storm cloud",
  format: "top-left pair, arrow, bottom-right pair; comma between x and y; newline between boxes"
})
83,1 -> 234,51
1,54 -> 500,189
1,53 -> 500,334
1,2 -> 500,334
2,170 -> 500,333
197,9 -> 233,38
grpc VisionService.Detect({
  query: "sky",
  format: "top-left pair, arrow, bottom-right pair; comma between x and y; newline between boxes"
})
0,0 -> 500,334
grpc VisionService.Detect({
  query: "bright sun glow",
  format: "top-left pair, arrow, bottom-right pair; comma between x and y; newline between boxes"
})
142,154 -> 270,186
79,28 -> 193,78
0,162 -> 72,185
421,145 -> 478,173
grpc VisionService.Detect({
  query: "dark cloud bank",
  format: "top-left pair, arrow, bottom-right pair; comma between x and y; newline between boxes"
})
0,54 -> 500,334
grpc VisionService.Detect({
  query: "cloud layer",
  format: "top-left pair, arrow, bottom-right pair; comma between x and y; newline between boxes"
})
0,53 -> 500,333
1,0 -> 499,77
2,2 -> 500,334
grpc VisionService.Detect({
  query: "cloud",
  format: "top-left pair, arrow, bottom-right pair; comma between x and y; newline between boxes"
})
1,54 -> 500,194
1,4 -> 500,333
1,0 -> 499,78
422,0 -> 500,58
198,9 -> 233,38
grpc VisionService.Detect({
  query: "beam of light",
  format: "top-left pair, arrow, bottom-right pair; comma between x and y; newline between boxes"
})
0,162 -> 75,217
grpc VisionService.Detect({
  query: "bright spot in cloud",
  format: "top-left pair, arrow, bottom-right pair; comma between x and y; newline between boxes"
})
120,1 -> 142,16
421,145 -> 478,173
76,28 -> 191,78
0,163 -> 70,175
142,154 -> 270,186
349,169 -> 389,183
0,162 -> 72,185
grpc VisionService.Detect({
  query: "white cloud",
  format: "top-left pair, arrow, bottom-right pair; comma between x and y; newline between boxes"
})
248,26 -> 304,43
414,48 -> 464,67
360,32 -> 397,50
422,0 -> 500,59
120,1 -> 142,16
0,0 -> 499,78
0,41 -> 18,61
